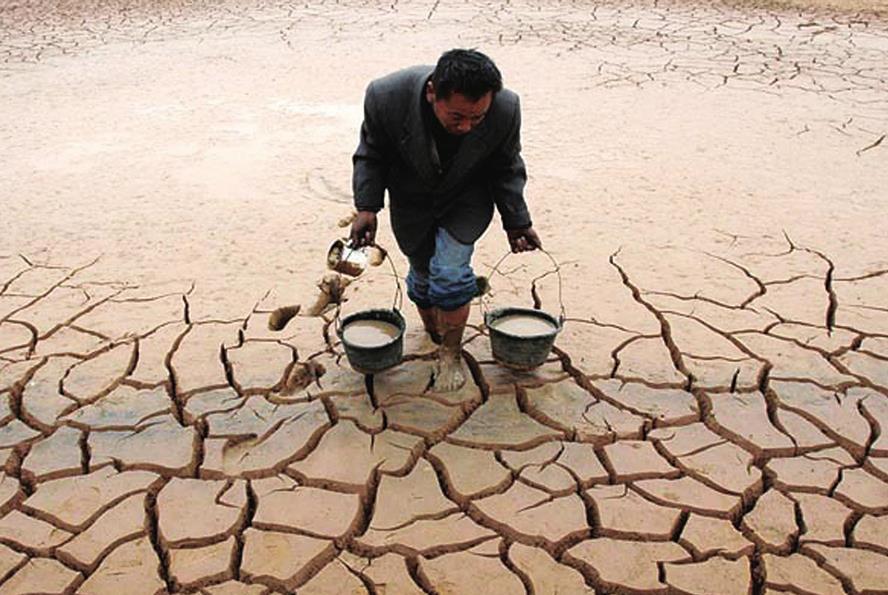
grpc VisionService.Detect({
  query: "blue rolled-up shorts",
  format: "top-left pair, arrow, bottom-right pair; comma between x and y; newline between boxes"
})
406,227 -> 476,311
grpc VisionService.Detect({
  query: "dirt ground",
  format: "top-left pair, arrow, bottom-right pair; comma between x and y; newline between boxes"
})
731,0 -> 888,14
1,0 -> 887,593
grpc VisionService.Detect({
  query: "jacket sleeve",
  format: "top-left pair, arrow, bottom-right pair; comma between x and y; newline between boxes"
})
352,81 -> 390,213
489,95 -> 532,230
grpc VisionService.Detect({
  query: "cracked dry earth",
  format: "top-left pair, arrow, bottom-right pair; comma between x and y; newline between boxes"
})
2,0 -> 888,594
1,240 -> 888,595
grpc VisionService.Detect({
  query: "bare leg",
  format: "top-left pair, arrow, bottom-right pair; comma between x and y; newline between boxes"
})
432,303 -> 470,392
417,306 -> 442,345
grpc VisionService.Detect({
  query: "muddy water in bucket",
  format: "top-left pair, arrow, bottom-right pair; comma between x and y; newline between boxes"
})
484,248 -> 566,370
341,319 -> 400,347
336,250 -> 407,374
338,309 -> 406,373
491,314 -> 557,336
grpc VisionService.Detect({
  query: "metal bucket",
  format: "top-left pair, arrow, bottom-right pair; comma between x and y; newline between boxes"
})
335,247 -> 406,374
483,248 -> 566,371
338,309 -> 406,374
485,307 -> 562,370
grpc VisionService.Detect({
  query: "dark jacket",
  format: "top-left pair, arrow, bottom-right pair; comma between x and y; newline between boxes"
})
352,65 -> 532,257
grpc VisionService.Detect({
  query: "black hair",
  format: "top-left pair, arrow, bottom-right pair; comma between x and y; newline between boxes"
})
430,49 -> 502,101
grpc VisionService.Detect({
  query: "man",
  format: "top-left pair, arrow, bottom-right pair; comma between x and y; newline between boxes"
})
350,49 -> 541,391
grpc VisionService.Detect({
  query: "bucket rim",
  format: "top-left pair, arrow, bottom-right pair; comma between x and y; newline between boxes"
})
484,306 -> 562,338
337,308 -> 406,348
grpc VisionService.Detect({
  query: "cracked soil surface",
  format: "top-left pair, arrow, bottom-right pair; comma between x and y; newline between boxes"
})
2,0 -> 888,593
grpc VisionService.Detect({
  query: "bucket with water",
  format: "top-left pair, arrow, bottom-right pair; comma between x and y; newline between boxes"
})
484,249 -> 565,370
335,244 -> 405,374
338,308 -> 406,374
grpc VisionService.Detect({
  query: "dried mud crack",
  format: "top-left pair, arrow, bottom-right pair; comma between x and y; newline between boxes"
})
1,0 -> 887,591
0,236 -> 885,594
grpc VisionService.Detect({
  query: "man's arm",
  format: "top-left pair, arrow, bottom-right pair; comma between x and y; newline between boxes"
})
489,96 -> 541,252
351,82 -> 388,246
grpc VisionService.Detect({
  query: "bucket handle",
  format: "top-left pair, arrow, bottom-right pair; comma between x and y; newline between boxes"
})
382,247 -> 405,313
334,241 -> 403,335
483,247 -> 566,326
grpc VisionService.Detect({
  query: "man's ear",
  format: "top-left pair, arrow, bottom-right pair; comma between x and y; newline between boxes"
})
425,81 -> 436,103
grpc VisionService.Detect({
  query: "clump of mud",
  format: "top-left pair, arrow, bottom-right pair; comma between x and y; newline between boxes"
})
267,272 -> 353,331
305,272 -> 353,316
269,209 -> 396,332
337,211 -> 357,228
281,360 -> 326,395
267,305 -> 300,331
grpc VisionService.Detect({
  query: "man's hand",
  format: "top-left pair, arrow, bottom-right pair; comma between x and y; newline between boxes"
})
506,226 -> 542,253
350,211 -> 378,248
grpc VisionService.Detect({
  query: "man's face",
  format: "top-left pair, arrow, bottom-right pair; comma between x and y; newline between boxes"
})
426,82 -> 492,136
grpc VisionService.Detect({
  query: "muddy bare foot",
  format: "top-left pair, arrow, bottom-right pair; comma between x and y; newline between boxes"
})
431,350 -> 466,392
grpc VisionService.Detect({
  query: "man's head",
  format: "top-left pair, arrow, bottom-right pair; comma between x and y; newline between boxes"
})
426,49 -> 502,136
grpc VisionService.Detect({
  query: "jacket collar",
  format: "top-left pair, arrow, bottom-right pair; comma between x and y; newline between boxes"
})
399,69 -> 437,181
